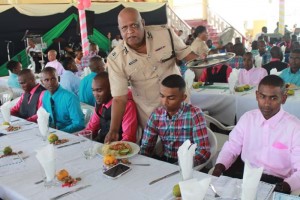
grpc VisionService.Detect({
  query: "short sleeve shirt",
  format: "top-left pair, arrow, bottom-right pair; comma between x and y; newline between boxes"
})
107,25 -> 192,127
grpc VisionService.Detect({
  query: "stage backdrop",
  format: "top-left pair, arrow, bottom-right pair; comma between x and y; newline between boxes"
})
0,2 -> 167,76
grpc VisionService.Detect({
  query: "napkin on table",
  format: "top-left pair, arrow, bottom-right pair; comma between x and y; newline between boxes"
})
184,69 -> 195,89
0,101 -> 12,122
37,107 -> 50,138
241,160 -> 264,200
270,68 -> 282,76
36,144 -> 56,182
177,139 -> 197,181
254,55 -> 262,68
228,68 -> 239,92
179,178 -> 211,200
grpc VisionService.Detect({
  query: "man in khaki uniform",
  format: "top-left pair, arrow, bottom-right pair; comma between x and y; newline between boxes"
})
106,7 -> 199,142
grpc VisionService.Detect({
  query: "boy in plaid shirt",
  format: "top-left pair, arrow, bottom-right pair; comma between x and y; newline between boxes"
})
140,74 -> 211,165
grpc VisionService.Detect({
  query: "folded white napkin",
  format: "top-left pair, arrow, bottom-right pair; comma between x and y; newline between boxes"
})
228,69 -> 239,93
36,144 -> 56,182
178,140 -> 197,181
184,69 -> 195,89
281,45 -> 286,54
179,177 -> 211,200
241,161 -> 264,200
254,55 -> 262,68
270,68 -> 282,76
37,107 -> 50,138
0,101 -> 12,123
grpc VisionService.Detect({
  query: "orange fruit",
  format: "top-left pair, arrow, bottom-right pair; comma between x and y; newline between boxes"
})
103,155 -> 117,165
56,169 -> 69,181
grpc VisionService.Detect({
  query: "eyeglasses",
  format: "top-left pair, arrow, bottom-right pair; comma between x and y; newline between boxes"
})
119,22 -> 140,33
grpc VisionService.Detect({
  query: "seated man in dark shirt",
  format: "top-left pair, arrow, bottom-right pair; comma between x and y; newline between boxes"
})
10,69 -> 45,122
85,72 -> 138,143
263,46 -> 288,74
199,49 -> 232,83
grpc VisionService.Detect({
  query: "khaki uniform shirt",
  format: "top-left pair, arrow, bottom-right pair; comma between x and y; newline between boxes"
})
108,25 -> 191,128
190,37 -> 209,56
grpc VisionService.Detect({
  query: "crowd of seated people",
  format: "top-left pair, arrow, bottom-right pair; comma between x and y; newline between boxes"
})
4,11 -> 300,195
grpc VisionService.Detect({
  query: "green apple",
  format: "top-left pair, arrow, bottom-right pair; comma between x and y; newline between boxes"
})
48,133 -> 59,144
235,86 -> 244,92
287,90 -> 295,96
173,184 -> 181,197
3,146 -> 12,155
2,122 -> 10,126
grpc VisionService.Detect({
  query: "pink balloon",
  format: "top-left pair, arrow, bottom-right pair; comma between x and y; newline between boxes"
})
77,0 -> 84,10
83,0 -> 91,8
77,3 -> 84,10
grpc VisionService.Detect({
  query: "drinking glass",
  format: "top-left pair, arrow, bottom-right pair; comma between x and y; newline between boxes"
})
78,130 -> 95,159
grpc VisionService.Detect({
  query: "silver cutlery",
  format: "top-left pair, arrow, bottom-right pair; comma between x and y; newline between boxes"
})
241,92 -> 250,96
10,119 -> 20,122
23,123 -> 33,126
34,179 -> 44,184
50,185 -> 91,200
210,184 -> 221,198
130,163 -> 150,166
149,170 -> 180,185
57,141 -> 80,149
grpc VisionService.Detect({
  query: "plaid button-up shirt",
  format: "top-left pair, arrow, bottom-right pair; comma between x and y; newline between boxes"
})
140,102 -> 211,165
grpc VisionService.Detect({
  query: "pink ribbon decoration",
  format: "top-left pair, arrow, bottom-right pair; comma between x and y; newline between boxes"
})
77,0 -> 91,56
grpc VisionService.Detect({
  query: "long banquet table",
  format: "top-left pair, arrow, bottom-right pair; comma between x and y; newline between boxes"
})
191,83 -> 300,126
0,115 -> 282,200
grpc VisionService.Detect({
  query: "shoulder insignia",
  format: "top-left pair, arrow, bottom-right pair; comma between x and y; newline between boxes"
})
108,45 -> 125,60
147,31 -> 153,39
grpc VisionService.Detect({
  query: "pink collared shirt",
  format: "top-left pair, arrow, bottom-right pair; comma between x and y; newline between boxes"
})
216,108 -> 300,192
45,59 -> 65,76
85,94 -> 138,143
10,84 -> 45,122
238,67 -> 268,85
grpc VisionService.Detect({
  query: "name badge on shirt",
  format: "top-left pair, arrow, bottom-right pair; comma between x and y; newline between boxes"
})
155,46 -> 165,52
129,59 -> 138,65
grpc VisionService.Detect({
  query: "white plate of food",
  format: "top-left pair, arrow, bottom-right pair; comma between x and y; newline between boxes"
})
97,141 -> 140,159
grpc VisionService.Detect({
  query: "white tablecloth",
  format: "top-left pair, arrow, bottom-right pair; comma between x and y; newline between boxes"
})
0,115 -> 291,199
191,84 -> 300,125
0,116 -> 210,200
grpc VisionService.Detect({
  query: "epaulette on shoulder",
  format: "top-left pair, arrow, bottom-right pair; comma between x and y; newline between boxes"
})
146,24 -> 168,31
108,45 -> 124,60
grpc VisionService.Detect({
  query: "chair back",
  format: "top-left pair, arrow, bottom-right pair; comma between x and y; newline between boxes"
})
194,127 -> 218,171
204,114 -> 234,131
80,103 -> 94,126
207,127 -> 218,163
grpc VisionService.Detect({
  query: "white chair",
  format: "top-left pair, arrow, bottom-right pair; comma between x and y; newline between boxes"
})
80,103 -> 94,126
135,125 -> 143,145
204,114 -> 235,166
0,90 -> 13,105
194,127 -> 218,171
204,114 -> 235,131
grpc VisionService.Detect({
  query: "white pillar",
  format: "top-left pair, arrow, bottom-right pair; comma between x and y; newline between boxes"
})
279,0 -> 285,35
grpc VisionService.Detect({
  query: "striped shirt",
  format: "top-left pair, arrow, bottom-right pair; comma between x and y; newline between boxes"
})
140,102 -> 211,165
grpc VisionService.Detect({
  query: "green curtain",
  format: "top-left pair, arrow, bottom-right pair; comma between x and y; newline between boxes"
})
0,13 -> 76,76
0,12 -> 110,77
88,28 -> 110,53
